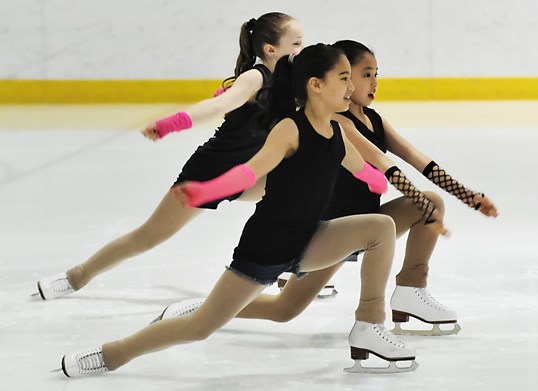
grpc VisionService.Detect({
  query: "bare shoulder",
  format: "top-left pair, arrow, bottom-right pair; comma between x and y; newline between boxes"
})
272,117 -> 299,136
233,68 -> 264,88
332,114 -> 357,137
268,117 -> 300,151
332,113 -> 354,128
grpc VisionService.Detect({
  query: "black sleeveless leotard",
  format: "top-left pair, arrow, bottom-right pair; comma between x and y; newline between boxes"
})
323,107 -> 387,219
233,109 -> 346,266
175,64 -> 272,209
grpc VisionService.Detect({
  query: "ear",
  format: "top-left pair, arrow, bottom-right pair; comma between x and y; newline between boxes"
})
308,77 -> 323,94
263,44 -> 277,58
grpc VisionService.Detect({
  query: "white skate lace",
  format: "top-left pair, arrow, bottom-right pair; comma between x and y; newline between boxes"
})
75,348 -> 107,375
52,277 -> 74,294
373,324 -> 406,348
416,288 -> 447,311
172,300 -> 203,317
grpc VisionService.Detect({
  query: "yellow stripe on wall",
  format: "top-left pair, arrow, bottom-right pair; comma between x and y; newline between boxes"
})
1,78 -> 538,103
0,80 -> 223,104
376,77 -> 538,100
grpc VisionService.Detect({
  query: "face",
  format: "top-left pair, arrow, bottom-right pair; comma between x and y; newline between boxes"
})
349,52 -> 378,107
271,19 -> 304,59
315,54 -> 355,113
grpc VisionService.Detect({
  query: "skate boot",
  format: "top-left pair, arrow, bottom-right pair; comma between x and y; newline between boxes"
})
150,297 -> 205,324
390,286 -> 461,336
59,347 -> 108,378
277,276 -> 338,299
35,272 -> 75,300
345,321 -> 418,374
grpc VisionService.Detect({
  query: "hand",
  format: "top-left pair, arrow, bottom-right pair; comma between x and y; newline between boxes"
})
141,122 -> 160,141
171,182 -> 208,208
426,209 -> 451,237
355,162 -> 388,195
367,179 -> 388,195
474,194 -> 498,217
171,183 -> 193,207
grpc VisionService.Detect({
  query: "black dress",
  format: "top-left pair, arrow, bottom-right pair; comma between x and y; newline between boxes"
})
323,107 -> 387,219
232,109 -> 346,268
175,64 -> 272,209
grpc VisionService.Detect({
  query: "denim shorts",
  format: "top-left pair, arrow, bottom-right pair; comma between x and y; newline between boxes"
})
227,258 -> 308,286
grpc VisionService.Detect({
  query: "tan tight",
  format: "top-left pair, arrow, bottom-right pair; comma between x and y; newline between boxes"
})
379,191 -> 445,288
229,191 -> 445,324
66,180 -> 267,290
102,213 -> 396,370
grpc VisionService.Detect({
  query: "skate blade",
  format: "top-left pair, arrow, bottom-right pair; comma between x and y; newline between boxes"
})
149,315 -> 161,325
149,311 -> 165,325
392,322 -> 461,336
278,278 -> 338,299
30,292 -> 44,301
344,359 -> 418,374
149,305 -> 170,325
316,286 -> 338,299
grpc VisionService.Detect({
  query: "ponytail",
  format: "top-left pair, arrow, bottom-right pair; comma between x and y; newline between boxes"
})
258,55 -> 296,131
234,21 -> 257,78
221,12 -> 294,90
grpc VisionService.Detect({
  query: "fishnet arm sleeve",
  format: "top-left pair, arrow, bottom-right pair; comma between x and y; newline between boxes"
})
385,166 -> 436,224
422,161 -> 482,210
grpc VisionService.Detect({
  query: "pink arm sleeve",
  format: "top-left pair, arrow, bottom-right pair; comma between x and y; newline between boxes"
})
183,164 -> 256,207
353,162 -> 388,195
155,112 -> 193,138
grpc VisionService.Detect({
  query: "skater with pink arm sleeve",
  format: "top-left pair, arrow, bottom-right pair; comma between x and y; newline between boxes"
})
58,44 -> 443,378
245,41 -> 497,336
36,12 -> 305,299
159,41 -> 497,345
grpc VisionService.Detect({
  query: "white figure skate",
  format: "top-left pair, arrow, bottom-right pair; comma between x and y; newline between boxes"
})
59,347 -> 108,378
277,276 -> 338,299
34,272 -> 75,300
390,286 -> 461,336
150,297 -> 205,324
345,321 -> 418,374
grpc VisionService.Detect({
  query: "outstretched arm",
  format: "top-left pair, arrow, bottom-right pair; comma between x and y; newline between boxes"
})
385,166 -> 448,235
142,69 -> 264,140
422,161 -> 498,217
382,116 -> 498,217
173,118 -> 299,207
337,115 -> 447,235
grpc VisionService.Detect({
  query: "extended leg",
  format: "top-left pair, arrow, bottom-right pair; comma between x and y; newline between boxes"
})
37,190 -> 202,299
61,270 -> 266,377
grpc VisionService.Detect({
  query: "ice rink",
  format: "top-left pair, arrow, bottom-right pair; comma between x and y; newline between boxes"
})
1,102 -> 537,390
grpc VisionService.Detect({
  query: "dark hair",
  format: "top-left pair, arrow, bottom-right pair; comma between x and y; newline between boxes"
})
259,43 -> 344,131
331,40 -> 374,66
221,12 -> 294,90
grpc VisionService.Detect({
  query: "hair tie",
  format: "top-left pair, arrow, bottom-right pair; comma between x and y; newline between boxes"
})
247,18 -> 256,32
288,52 -> 297,64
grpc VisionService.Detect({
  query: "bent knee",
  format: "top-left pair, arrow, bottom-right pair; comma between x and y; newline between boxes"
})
271,307 -> 302,323
189,328 -> 213,342
368,214 -> 396,236
423,191 -> 445,216
176,323 -> 215,342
